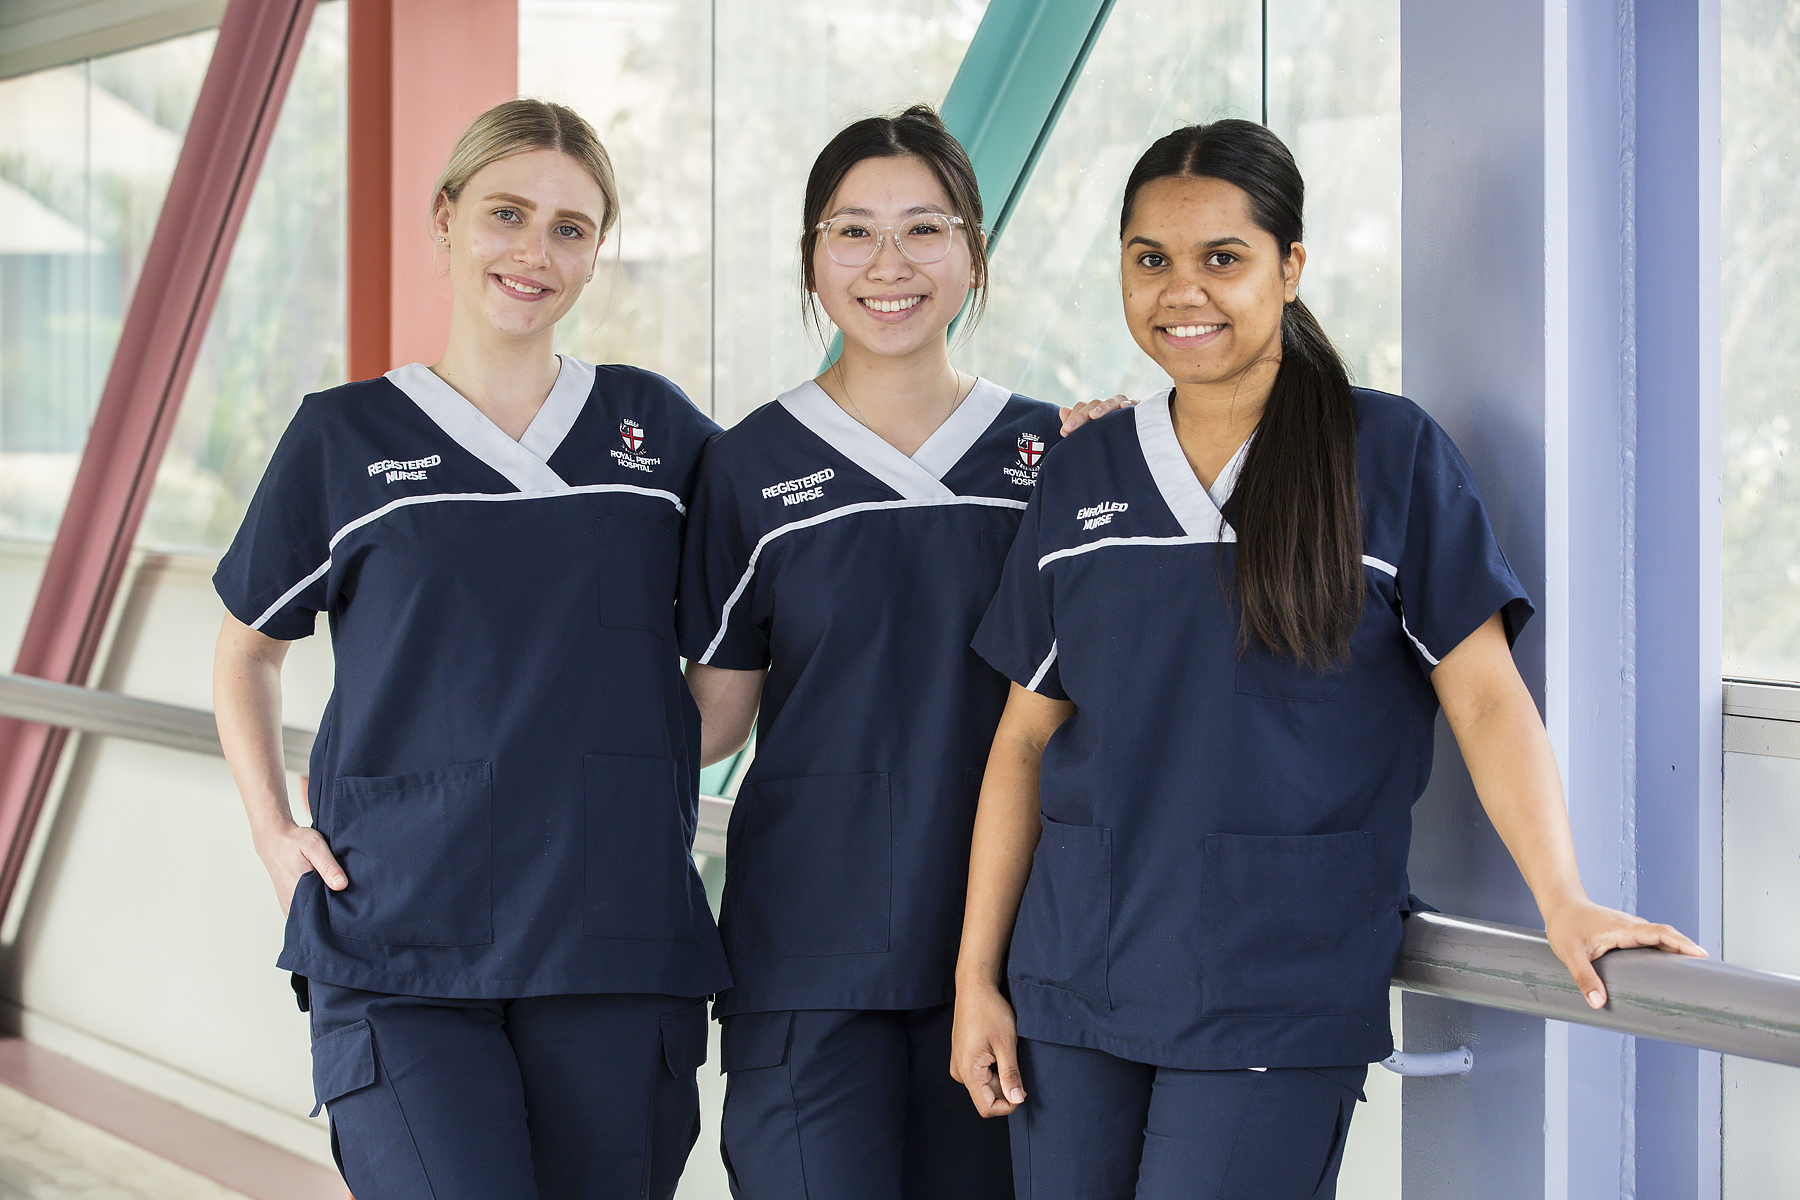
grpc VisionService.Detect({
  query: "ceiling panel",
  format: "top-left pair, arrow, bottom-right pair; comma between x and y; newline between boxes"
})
0,0 -> 226,81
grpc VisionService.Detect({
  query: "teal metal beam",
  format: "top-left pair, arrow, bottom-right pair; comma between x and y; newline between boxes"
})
939,0 -> 1117,244
819,0 -> 1116,369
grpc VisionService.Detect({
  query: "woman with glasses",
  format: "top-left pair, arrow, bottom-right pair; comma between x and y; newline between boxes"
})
950,119 -> 1703,1199
213,99 -> 728,1198
678,105 -> 1112,1199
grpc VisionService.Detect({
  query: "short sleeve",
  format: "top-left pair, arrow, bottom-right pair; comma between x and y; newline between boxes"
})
213,401 -> 333,641
676,439 -> 770,670
639,367 -> 722,493
1392,417 -> 1534,670
972,493 -> 1067,700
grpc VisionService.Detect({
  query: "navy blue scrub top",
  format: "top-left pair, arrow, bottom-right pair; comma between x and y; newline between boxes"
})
215,358 -> 733,1001
973,388 -> 1532,1071
678,379 -> 1062,1016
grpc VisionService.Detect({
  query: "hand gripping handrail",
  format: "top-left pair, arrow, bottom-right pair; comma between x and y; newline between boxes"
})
1396,912 -> 1800,1068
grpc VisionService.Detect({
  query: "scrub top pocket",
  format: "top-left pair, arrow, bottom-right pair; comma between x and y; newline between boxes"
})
596,508 -> 679,634
1198,830 -> 1386,1017
1233,643 -> 1342,702
1008,815 -> 1112,1009
583,753 -> 702,941
726,773 -> 892,958
326,762 -> 493,946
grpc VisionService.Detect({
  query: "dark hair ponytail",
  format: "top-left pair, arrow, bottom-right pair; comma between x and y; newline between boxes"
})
1121,120 -> 1362,668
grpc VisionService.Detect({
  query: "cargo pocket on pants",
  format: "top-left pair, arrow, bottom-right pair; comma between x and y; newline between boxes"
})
727,773 -> 891,957
1199,830 -> 1384,1016
310,1020 -> 376,1118
311,1021 -> 433,1198
1007,815 -> 1112,1008
583,754 -> 702,941
720,1010 -> 794,1073
661,1001 -> 710,1077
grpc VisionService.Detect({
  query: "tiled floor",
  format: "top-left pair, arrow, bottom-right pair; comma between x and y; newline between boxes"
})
0,1127 -> 156,1200
0,1081 -> 250,1200
0,1039 -> 336,1200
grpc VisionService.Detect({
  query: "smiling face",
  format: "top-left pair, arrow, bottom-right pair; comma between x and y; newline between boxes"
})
810,154 -> 976,366
1120,174 -> 1304,405
433,148 -> 606,345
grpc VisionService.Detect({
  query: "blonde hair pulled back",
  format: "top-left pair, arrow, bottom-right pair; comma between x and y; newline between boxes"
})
432,98 -> 619,238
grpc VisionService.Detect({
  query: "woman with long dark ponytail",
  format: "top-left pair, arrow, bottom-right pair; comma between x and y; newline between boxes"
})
950,120 -> 1702,1199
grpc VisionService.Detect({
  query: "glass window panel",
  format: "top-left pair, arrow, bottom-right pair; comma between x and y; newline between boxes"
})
1266,0 -> 1401,394
959,2 -> 1262,407
0,29 -> 212,546
521,0 -> 986,426
521,0 -> 714,409
1721,0 -> 1800,682
137,1 -> 348,554
710,0 -> 985,425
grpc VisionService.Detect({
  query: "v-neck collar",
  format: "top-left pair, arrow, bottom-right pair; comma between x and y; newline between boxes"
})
1135,387 -> 1250,542
386,357 -> 594,493
519,356 -> 595,463
778,377 -> 1011,501
911,377 -> 1012,480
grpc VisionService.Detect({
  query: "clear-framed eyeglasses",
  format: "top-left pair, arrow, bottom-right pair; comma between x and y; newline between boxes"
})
815,213 -> 968,267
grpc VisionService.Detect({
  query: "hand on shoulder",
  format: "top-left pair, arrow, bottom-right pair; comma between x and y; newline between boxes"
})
1059,394 -> 1136,437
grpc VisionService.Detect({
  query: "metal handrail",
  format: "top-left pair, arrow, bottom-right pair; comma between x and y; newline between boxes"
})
1397,912 -> 1800,1068
7,670 -> 1798,1068
0,672 -> 314,774
1,670 -> 737,849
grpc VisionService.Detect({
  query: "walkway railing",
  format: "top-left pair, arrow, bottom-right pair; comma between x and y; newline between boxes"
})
7,670 -> 1799,1069
1397,911 -> 1800,1068
0,671 -> 314,774
0,671 -> 733,842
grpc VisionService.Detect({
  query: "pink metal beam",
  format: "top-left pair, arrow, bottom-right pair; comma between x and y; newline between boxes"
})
348,0 -> 518,379
0,0 -> 319,916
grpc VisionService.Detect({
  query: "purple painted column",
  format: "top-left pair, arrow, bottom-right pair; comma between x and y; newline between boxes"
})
1400,0 -> 1720,1194
1633,2 -> 1723,1197
1400,3 -> 1553,1193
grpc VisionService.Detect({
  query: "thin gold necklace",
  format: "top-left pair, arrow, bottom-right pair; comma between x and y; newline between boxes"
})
833,363 -> 972,435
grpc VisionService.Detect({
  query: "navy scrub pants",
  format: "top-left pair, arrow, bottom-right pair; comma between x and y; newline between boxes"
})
1009,1037 -> 1365,1200
307,981 -> 710,1200
718,1003 -> 1012,1199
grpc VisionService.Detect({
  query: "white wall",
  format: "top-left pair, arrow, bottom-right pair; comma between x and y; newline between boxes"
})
1720,746 -> 1800,1196
0,538 -> 334,1163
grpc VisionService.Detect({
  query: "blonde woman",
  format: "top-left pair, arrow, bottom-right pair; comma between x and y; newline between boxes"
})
213,99 -> 728,1198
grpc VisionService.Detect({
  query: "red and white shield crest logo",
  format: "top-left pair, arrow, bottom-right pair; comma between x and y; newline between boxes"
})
620,419 -> 645,453
1017,433 -> 1044,469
